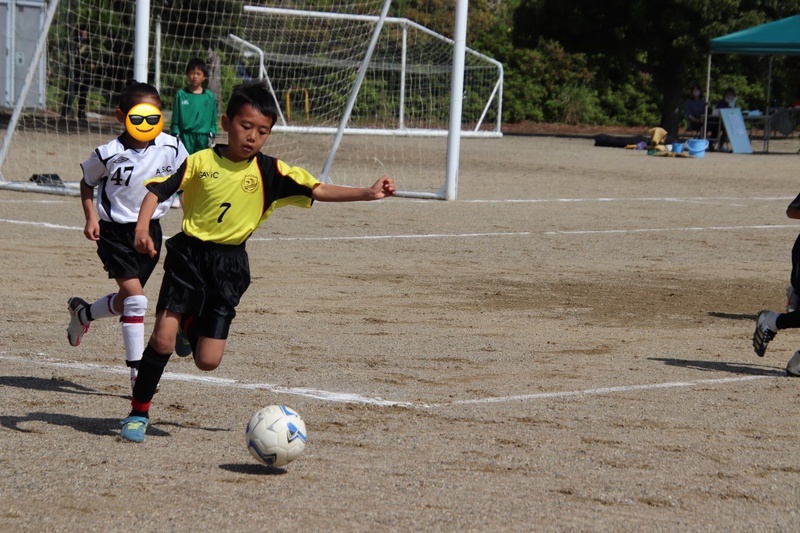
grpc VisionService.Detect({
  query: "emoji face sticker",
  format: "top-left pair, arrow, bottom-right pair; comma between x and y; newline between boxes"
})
125,103 -> 163,142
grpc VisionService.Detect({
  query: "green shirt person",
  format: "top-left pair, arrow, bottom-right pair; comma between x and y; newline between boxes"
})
171,58 -> 218,154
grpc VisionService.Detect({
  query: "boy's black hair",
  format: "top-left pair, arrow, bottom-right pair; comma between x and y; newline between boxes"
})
186,57 -> 209,77
225,81 -> 279,127
119,80 -> 161,113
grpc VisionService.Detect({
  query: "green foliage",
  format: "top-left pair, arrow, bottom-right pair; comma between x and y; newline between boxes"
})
500,0 -> 800,130
544,84 -> 602,125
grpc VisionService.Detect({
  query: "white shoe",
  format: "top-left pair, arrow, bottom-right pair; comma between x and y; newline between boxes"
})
753,310 -> 778,357
67,297 -> 90,347
787,351 -> 800,377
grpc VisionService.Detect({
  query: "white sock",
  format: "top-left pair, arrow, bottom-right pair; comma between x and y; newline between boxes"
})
766,311 -> 779,331
121,295 -> 147,366
89,293 -> 118,321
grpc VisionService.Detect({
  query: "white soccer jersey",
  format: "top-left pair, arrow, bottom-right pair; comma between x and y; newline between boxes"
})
81,132 -> 189,223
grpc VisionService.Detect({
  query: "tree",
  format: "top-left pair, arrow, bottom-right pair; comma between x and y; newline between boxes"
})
512,0 -> 800,134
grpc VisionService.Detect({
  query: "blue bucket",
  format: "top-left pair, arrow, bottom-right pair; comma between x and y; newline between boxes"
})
687,139 -> 709,158
673,143 -> 684,154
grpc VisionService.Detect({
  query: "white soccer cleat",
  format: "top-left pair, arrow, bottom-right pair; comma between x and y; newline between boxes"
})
753,310 -> 778,358
67,297 -> 90,347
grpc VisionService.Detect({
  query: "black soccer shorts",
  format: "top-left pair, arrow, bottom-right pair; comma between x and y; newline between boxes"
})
97,219 -> 162,284
156,231 -> 251,340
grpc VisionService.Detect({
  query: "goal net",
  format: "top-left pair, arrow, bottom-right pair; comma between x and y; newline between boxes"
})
0,0 -> 502,199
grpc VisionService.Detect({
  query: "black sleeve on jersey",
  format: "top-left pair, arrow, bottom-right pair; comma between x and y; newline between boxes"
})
256,153 -> 315,216
146,160 -> 186,202
789,192 -> 800,210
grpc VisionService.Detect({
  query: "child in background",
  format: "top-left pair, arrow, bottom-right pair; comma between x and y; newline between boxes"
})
171,58 -> 218,154
67,81 -> 189,392
119,80 -> 396,442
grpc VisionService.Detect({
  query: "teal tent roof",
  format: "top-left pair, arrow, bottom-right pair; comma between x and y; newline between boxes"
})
710,15 -> 800,55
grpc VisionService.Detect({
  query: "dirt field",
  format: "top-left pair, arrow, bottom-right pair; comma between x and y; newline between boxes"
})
2,133 -> 800,531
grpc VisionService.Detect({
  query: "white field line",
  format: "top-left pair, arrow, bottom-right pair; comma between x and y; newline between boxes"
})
0,354 -> 414,408
0,218 -> 82,231
432,375 -> 774,407
463,196 -> 792,205
543,224 -> 797,236
2,216 -> 796,242
0,354 -> 777,409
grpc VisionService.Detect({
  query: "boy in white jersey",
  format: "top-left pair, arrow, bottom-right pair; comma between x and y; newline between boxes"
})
118,80 -> 395,442
67,82 -> 189,392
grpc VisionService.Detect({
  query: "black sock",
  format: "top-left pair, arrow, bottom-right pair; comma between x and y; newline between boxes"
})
131,344 -> 171,404
777,310 -> 800,330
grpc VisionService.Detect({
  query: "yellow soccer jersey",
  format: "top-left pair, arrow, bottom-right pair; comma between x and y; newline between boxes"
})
146,146 -> 318,245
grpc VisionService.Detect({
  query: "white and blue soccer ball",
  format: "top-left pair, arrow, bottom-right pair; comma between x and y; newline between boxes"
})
246,405 -> 307,467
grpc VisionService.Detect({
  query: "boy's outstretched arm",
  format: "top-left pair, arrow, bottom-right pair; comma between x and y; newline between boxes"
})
312,176 -> 396,202
134,192 -> 161,258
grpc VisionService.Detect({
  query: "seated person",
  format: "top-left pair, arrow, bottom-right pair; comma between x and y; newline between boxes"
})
713,87 -> 737,150
684,84 -> 707,134
716,87 -> 737,111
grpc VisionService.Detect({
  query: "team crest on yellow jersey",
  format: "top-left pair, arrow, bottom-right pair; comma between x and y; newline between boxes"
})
241,174 -> 260,193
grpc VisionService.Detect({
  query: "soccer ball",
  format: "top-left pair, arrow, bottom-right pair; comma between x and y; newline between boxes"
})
246,405 -> 307,467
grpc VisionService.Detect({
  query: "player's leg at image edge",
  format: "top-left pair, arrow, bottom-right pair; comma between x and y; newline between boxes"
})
752,309 -> 800,376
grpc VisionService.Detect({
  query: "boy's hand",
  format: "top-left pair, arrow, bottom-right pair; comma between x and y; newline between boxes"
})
371,176 -> 396,199
83,218 -> 100,241
135,230 -> 157,258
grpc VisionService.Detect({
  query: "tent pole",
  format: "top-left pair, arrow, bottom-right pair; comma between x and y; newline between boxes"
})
704,54 -> 712,139
765,56 -> 773,152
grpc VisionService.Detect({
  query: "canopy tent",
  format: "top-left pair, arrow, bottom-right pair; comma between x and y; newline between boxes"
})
710,15 -> 800,55
704,15 -> 800,149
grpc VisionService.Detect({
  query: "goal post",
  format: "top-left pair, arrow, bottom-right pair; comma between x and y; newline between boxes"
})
0,0 -> 502,200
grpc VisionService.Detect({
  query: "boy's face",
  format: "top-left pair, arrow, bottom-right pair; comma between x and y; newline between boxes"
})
187,67 -> 206,91
221,104 -> 273,162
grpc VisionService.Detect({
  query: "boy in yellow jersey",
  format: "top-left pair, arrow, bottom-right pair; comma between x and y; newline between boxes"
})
120,81 -> 396,442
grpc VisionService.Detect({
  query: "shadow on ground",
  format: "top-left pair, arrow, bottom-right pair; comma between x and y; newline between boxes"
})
219,463 -> 288,476
650,357 -> 784,376
0,375 -> 120,397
